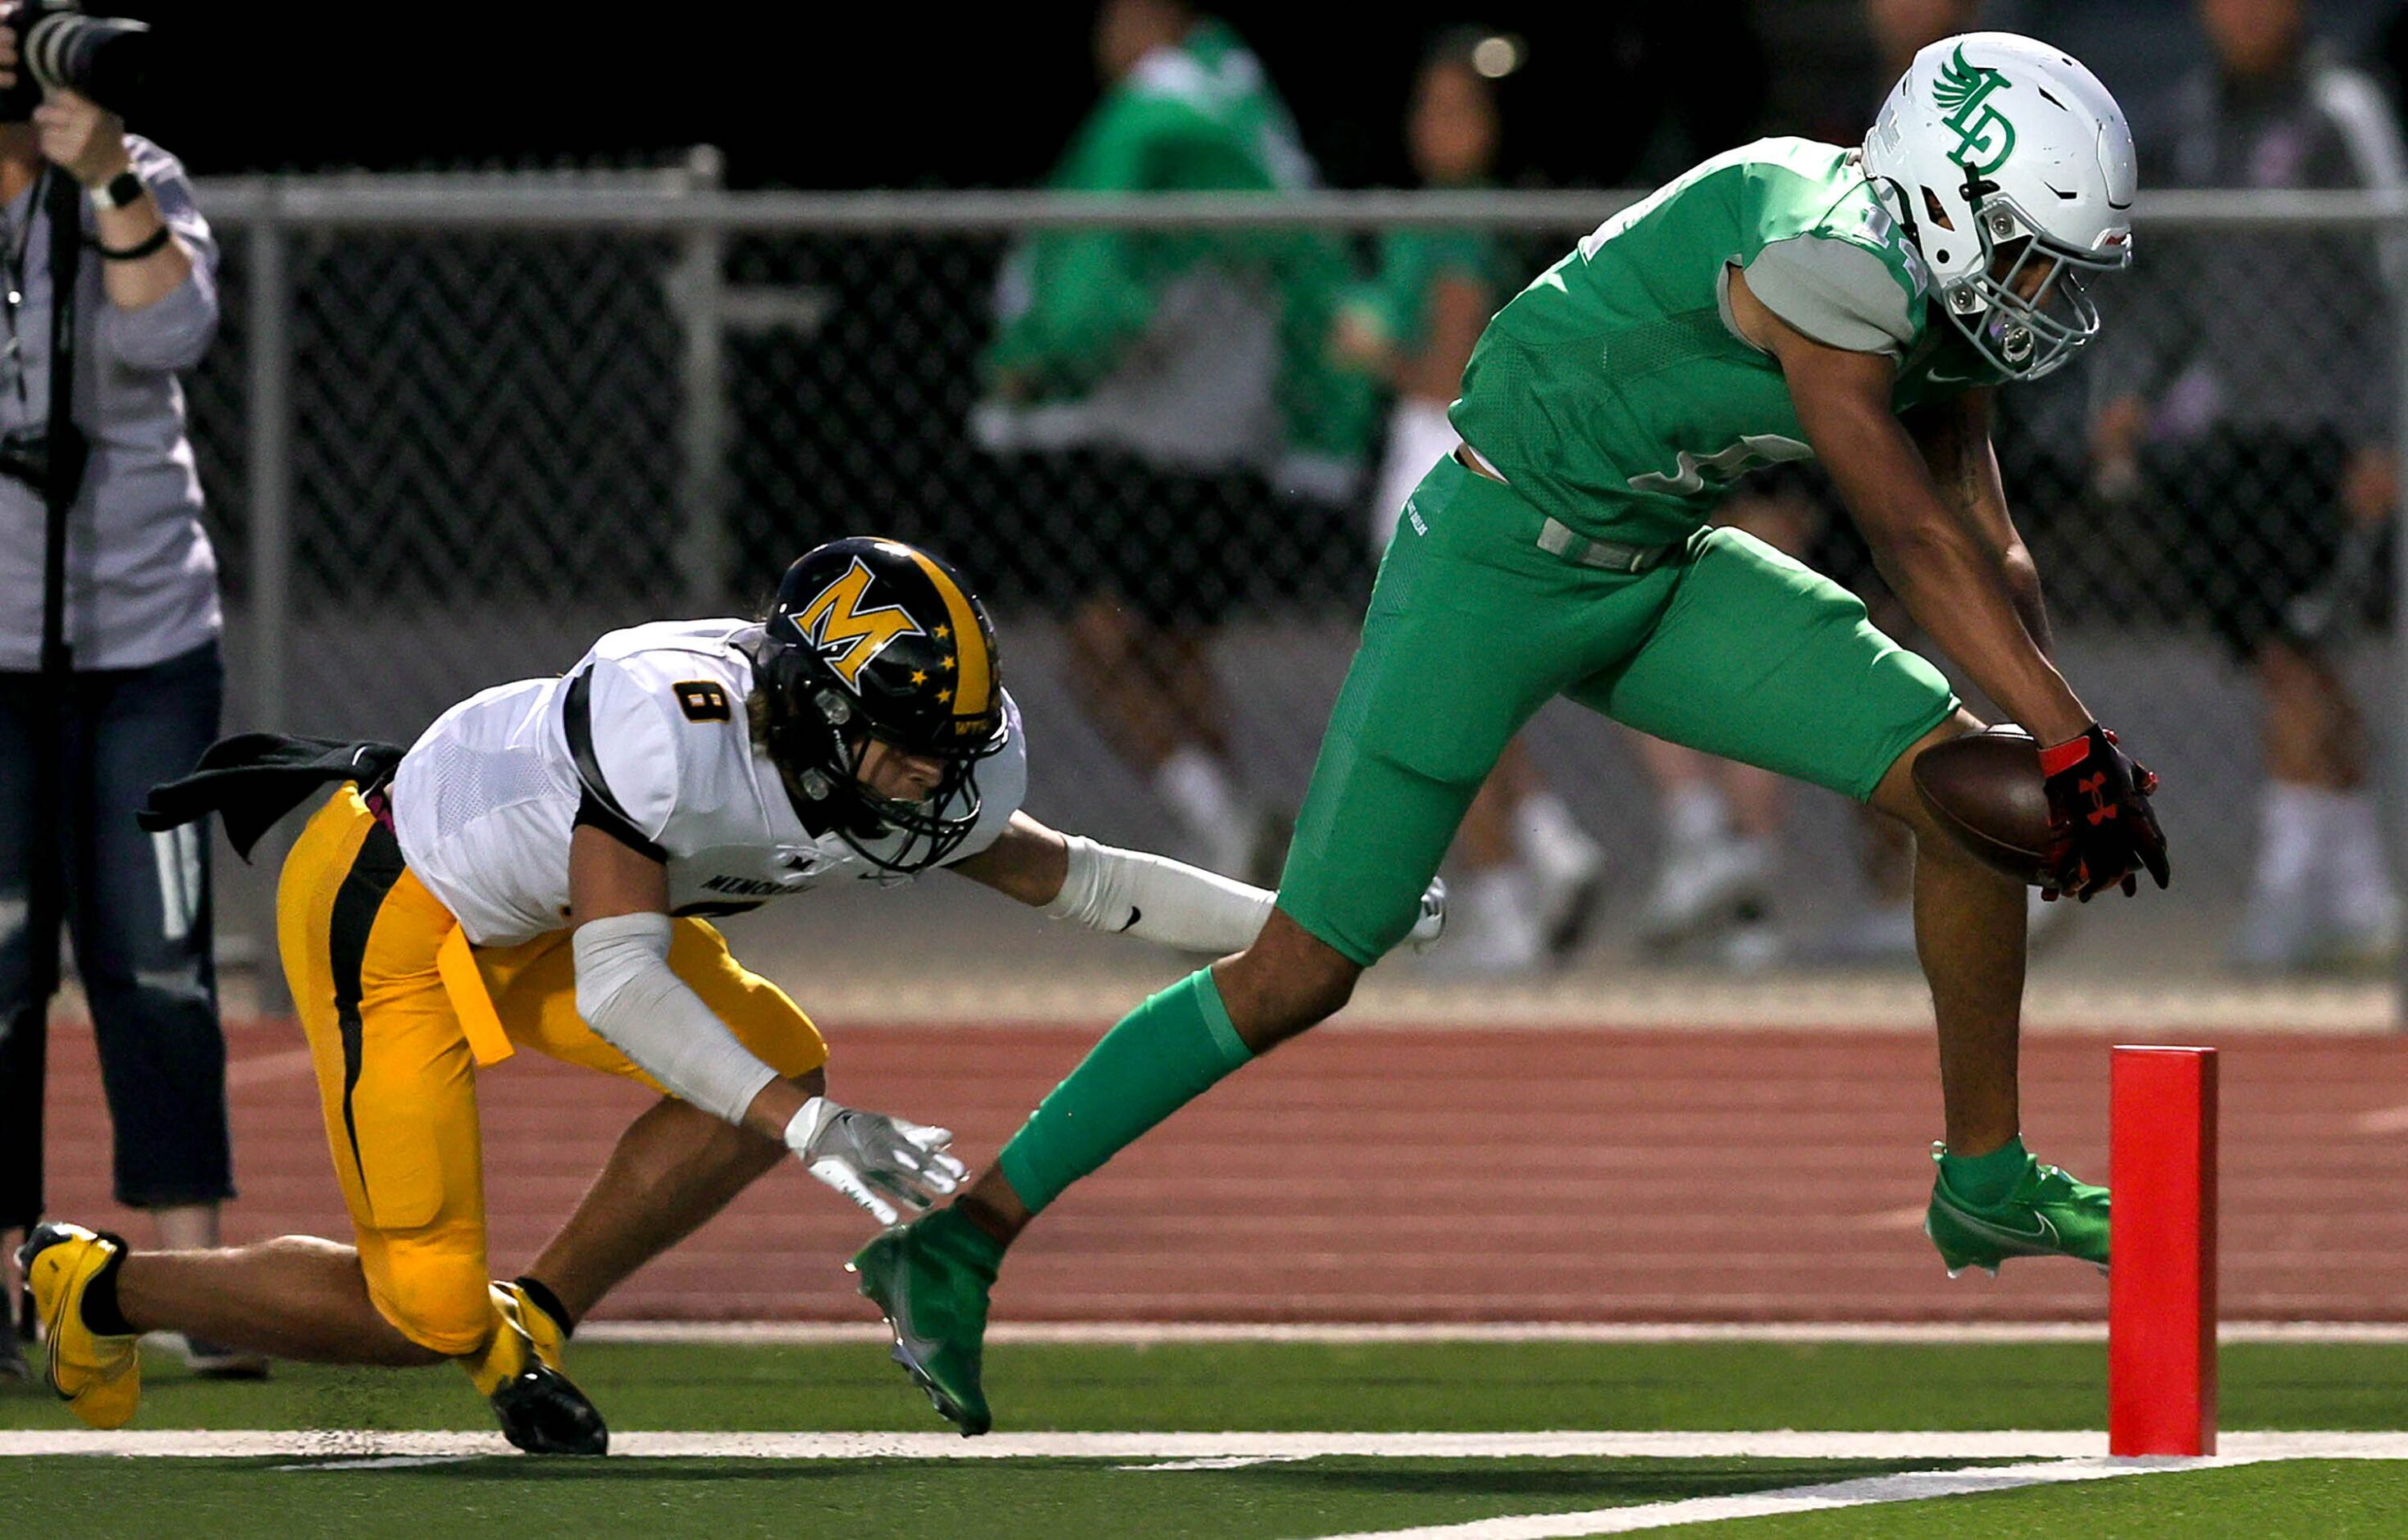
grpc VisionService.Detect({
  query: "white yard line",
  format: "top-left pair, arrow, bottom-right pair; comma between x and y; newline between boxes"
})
1117,1455 -> 1312,1471
1297,1456 -> 2272,1540
7,1430 -> 2407,1461
272,1455 -> 479,1473
572,1319 -> 2408,1346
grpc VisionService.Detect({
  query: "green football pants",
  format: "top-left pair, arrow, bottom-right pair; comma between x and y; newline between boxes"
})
1277,453 -> 1957,965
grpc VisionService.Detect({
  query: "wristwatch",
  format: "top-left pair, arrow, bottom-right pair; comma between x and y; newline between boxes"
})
89,168 -> 143,212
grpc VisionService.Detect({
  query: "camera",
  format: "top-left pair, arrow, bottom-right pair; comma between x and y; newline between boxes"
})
0,422 -> 50,489
0,420 -> 85,502
0,1 -> 151,123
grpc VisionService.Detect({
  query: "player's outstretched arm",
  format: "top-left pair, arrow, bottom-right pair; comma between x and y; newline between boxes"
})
947,811 -> 1446,954
1895,388 -> 2167,896
567,826 -> 964,1220
1758,342 -> 2084,740
947,811 -> 1270,951
1734,271 -> 2166,898
1900,388 -> 2053,656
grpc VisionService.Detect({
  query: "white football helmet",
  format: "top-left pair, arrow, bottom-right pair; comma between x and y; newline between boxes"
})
1861,32 -> 2136,380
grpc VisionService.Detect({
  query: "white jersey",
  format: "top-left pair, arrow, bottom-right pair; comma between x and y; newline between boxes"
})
390,619 -> 1028,946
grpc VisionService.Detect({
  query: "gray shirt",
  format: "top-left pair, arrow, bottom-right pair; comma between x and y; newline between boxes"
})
0,134 -> 219,672
2100,52 -> 2405,444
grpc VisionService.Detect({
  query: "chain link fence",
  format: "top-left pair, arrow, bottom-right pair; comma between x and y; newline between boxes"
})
180,165 -> 2408,1006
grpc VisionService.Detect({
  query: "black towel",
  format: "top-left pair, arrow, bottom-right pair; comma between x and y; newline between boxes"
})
138,732 -> 406,861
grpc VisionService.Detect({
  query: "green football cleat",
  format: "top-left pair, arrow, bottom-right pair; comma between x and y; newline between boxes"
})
848,1208 -> 1001,1437
1923,1142 -> 2110,1277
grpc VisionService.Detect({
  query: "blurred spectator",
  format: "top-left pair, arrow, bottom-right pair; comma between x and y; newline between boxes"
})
0,84 -> 259,1378
1330,28 -> 1605,972
970,0 -> 1370,883
2094,0 -> 2402,972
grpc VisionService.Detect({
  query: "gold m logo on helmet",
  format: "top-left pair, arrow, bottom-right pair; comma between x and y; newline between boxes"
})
792,557 -> 925,686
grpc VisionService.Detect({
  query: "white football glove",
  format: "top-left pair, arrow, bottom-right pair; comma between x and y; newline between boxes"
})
783,1096 -> 967,1225
1406,877 -> 1448,954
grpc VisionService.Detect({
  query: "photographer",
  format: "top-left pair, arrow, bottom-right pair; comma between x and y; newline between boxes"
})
0,5 -> 252,1378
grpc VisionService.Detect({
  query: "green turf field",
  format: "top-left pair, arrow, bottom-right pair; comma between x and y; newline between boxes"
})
6,1338 -> 2406,1537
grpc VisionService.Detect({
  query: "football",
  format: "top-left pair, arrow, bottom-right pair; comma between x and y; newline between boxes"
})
1911,726 -> 2055,886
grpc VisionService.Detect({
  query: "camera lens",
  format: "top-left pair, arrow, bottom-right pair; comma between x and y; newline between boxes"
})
25,11 -> 151,116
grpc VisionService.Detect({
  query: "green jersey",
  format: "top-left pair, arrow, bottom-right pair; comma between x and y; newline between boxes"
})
1451,138 -> 2008,546
984,20 -> 1373,472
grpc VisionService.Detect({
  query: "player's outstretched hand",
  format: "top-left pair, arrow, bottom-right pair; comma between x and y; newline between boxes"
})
785,1096 -> 968,1225
2039,723 -> 2169,902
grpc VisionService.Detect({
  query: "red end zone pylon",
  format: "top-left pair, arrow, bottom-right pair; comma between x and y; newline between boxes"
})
2108,1045 -> 2219,1456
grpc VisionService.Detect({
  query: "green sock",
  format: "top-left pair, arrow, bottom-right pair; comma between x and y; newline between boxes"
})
996,968 -> 1253,1216
922,1206 -> 1005,1278
1940,1134 -> 2031,1206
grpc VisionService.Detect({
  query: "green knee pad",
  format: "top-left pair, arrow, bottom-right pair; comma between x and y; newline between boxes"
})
996,968 -> 1252,1216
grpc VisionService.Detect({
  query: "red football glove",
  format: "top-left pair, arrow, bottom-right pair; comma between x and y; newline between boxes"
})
2039,723 -> 2170,901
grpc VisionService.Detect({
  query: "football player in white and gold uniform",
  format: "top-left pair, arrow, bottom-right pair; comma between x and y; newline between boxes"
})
21,537 -> 1439,1453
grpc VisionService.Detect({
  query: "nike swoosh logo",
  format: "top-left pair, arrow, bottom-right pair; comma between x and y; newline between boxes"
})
1941,1201 -> 2059,1249
885,1247 -> 947,1367
43,1287 -> 65,1394
1117,907 -> 1142,933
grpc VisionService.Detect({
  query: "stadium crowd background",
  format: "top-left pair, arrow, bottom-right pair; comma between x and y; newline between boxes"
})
62,0 -> 2408,1005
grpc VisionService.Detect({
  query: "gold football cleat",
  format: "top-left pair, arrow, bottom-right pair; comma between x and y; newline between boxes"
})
18,1223 -> 141,1429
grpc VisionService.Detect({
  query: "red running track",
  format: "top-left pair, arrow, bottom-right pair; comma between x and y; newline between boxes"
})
35,1019 -> 2408,1322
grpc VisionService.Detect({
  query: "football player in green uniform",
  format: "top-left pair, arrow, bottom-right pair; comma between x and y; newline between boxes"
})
858,32 -> 2170,1434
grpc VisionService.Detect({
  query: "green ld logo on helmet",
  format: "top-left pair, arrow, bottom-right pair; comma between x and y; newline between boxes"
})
1932,45 -> 2015,175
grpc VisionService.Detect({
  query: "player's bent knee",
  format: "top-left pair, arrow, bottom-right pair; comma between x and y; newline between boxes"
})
371,1255 -> 500,1360
1220,909 -> 1361,1050
1868,708 -> 1987,832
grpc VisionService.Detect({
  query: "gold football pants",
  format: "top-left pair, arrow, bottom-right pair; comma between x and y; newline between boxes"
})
277,786 -> 826,1355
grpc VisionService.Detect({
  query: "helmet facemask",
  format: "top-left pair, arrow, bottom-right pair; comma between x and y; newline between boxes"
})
1940,187 -> 2129,380
755,645 -> 1010,877
1861,34 -> 2139,383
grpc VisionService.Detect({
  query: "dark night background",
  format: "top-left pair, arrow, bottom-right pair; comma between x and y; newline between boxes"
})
121,2 -> 1784,187
93,1 -> 2408,187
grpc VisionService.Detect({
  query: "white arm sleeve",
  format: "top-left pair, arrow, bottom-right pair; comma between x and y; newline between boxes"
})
1042,833 -> 1274,954
572,912 -> 780,1125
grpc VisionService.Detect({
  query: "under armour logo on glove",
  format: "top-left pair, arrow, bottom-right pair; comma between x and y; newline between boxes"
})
2040,725 -> 2169,901
2077,771 -> 2115,826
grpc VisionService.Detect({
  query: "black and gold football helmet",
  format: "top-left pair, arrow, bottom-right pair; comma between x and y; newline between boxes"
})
752,536 -> 1009,874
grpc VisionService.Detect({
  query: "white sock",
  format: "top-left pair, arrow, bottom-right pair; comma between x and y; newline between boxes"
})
1156,746 -> 1262,875
2251,782 -> 2328,904
2326,791 -> 2401,932
1728,833 -> 1776,880
1464,865 -> 1526,915
1514,789 -> 1598,870
1664,784 -> 1727,850
1156,747 -> 1242,837
1457,867 -> 1543,965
